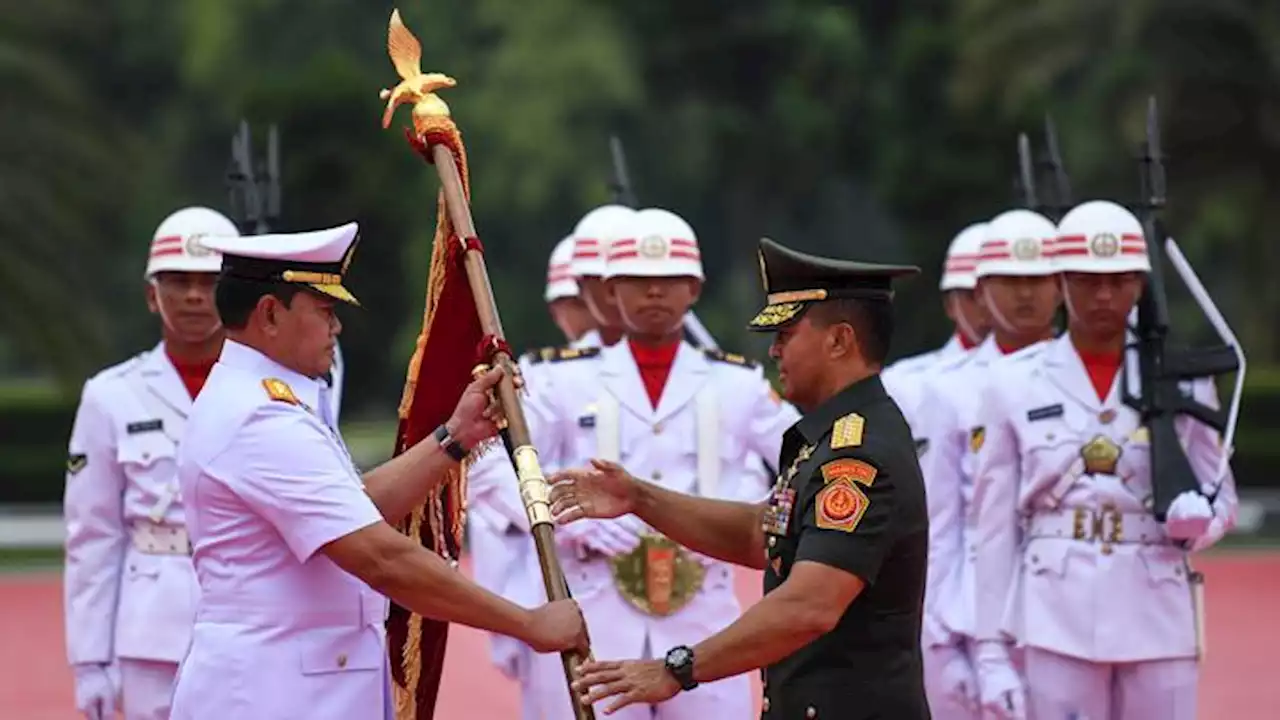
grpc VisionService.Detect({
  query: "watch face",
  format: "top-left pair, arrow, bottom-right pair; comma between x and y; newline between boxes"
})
667,647 -> 691,666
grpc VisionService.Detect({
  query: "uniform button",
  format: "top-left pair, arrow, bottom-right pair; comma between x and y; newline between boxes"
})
806,706 -> 817,718
768,536 -> 777,548
652,422 -> 663,435
337,653 -> 348,668
651,471 -> 662,482
761,697 -> 770,712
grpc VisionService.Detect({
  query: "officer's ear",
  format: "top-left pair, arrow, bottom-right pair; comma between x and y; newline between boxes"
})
144,280 -> 160,315
824,321 -> 859,360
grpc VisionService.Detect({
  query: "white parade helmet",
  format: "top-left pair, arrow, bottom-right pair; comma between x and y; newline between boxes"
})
144,206 -> 239,280
1053,200 -> 1151,274
604,207 -> 704,281
939,222 -> 986,291
544,235 -> 579,302
976,209 -> 1058,278
570,204 -> 637,278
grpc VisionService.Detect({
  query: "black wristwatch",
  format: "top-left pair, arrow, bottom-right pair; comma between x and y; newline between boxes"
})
663,645 -> 698,692
432,424 -> 469,462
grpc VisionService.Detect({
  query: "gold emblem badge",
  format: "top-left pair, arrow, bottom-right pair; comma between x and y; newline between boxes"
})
750,302 -> 805,328
610,534 -> 706,617
1090,232 -> 1120,258
1012,237 -> 1041,261
831,413 -> 865,449
1080,434 -> 1122,475
969,426 -> 985,453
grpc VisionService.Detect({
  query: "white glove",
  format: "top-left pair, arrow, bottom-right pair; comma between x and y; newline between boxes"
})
975,641 -> 1026,720
555,518 -> 644,557
1165,490 -> 1214,541
1190,515 -> 1228,553
73,662 -> 119,720
930,644 -> 979,715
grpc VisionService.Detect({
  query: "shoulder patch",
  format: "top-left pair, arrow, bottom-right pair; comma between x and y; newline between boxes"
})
969,426 -> 985,452
821,458 -> 877,486
67,453 -> 88,475
831,413 -> 865,449
703,348 -> 759,369
263,378 -> 300,405
815,477 -> 870,533
537,346 -> 601,364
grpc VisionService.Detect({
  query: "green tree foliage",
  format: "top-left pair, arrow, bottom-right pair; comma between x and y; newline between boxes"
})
1,1 -> 1273,414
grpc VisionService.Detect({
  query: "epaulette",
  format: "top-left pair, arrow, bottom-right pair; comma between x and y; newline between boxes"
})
1004,339 -> 1051,363
262,378 -> 300,406
831,412 -> 865,449
101,352 -> 146,379
526,346 -> 601,365
703,348 -> 759,369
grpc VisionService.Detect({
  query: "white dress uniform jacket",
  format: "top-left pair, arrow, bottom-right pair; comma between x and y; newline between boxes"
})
915,335 -> 1006,648
170,340 -> 390,720
971,334 -> 1237,663
64,344 -> 203,668
523,341 -> 799,719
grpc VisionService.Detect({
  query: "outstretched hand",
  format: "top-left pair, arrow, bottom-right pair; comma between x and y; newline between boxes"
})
549,459 -> 640,524
572,658 -> 679,715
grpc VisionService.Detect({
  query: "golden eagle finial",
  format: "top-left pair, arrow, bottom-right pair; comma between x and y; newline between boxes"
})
379,9 -> 457,130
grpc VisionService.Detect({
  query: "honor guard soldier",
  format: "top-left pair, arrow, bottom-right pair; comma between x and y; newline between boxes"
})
63,206 -> 241,720
882,221 -> 991,408
551,237 -> 931,720
570,204 -> 636,348
970,201 -> 1237,720
511,208 -> 799,720
468,233 -> 598,720
168,222 -> 588,720
914,209 -> 1061,718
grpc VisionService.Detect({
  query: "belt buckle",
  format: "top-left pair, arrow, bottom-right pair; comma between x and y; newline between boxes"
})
1071,508 -> 1087,540
610,534 -> 706,617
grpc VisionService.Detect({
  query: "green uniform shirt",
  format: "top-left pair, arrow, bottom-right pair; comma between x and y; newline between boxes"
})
761,374 -> 931,720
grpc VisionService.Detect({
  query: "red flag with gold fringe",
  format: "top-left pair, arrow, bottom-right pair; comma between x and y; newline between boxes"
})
385,118 -> 483,720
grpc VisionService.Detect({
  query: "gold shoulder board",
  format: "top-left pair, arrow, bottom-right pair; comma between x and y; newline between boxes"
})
262,378 -> 300,405
831,413 -> 865,449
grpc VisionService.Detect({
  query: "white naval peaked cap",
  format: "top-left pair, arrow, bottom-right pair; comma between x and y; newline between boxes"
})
976,209 -> 1059,278
571,204 -> 637,278
200,221 -> 363,306
1053,200 -> 1151,274
603,207 -> 704,281
939,222 -> 986,291
544,235 -> 579,302
144,206 -> 238,280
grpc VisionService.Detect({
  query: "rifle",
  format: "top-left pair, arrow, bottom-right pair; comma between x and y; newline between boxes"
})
1014,132 -> 1039,211
225,120 -> 281,235
1041,114 -> 1072,221
606,134 -> 720,351
1121,96 -> 1246,522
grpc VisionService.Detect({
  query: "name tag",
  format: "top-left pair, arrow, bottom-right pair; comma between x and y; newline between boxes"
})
126,419 -> 164,435
578,415 -> 596,428
1026,404 -> 1064,422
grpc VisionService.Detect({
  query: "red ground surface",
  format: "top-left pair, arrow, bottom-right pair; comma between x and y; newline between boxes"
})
3,552 -> 1277,719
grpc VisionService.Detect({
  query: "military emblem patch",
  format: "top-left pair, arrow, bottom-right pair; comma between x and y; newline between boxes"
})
815,478 -> 869,533
67,453 -> 87,475
1080,434 -> 1122,475
820,458 -> 877,486
831,413 -> 865,450
263,378 -> 300,405
969,426 -> 985,453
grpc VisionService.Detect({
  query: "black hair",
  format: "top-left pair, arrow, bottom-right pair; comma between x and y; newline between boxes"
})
215,276 -> 305,330
805,298 -> 895,366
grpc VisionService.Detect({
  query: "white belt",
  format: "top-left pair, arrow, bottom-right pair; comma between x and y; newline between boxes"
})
130,521 -> 191,556
1027,507 -> 1170,546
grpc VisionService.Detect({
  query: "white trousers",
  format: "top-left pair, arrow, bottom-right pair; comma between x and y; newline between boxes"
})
119,658 -> 179,720
1023,647 -> 1197,720
922,643 -> 980,720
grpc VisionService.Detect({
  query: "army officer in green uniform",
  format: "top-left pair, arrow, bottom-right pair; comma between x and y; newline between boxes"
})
548,237 -> 932,719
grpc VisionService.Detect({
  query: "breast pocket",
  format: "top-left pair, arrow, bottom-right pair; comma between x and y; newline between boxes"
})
117,432 -> 179,493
